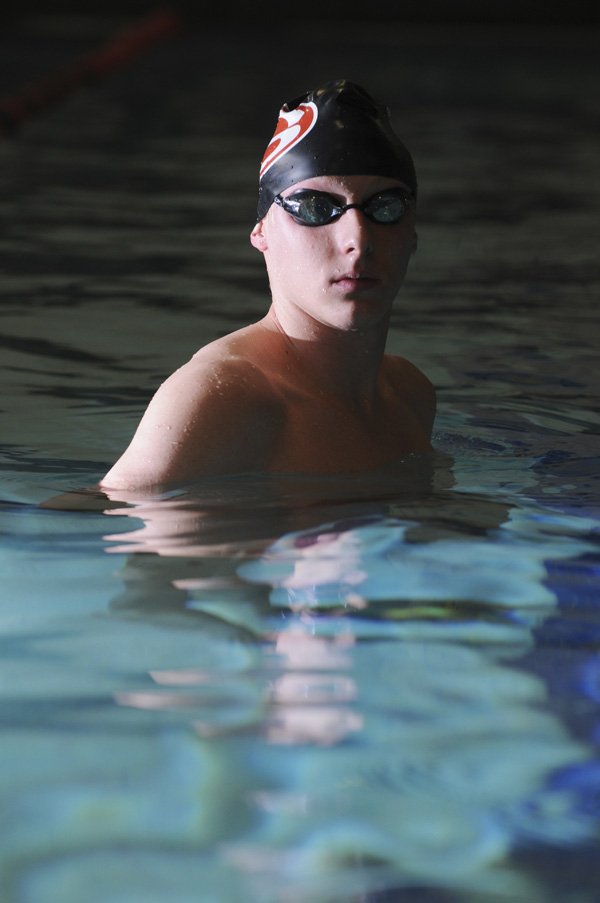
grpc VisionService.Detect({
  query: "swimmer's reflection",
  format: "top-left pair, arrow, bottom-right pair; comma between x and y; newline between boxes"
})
264,626 -> 363,746
99,454 -> 466,621
99,451 -> 526,754
47,451 -> 520,630
117,623 -> 363,747
100,453 -> 452,557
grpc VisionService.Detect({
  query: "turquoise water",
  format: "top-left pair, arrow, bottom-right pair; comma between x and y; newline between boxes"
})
1,16 -> 600,902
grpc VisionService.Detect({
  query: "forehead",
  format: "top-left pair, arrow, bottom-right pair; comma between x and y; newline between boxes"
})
283,174 -> 412,197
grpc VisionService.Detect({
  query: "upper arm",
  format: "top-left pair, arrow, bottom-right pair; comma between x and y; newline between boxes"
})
414,368 -> 437,438
101,358 -> 281,490
388,356 -> 437,439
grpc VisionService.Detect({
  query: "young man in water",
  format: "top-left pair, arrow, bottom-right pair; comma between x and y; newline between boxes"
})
101,80 -> 435,491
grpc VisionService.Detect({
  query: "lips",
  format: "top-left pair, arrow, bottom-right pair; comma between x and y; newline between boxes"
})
332,273 -> 378,290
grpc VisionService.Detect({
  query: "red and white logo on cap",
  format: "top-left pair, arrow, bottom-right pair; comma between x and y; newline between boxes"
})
259,102 -> 318,179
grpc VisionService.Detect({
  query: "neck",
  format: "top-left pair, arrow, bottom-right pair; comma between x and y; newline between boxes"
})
262,305 -> 389,404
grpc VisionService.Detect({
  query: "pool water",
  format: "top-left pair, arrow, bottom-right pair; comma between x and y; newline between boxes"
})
1,15 -> 599,903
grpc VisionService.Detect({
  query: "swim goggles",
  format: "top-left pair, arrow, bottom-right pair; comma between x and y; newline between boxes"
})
273,187 -> 414,227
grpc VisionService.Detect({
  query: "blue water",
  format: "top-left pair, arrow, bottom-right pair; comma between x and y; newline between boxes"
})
1,15 -> 600,903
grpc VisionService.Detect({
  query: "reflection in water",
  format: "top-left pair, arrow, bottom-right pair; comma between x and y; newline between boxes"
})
97,460 -> 599,900
119,628 -> 363,748
100,453 -> 449,552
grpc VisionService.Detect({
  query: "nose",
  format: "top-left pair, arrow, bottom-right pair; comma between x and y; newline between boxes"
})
336,208 -> 374,257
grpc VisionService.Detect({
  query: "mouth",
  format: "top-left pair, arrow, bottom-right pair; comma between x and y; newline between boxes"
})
332,273 -> 378,291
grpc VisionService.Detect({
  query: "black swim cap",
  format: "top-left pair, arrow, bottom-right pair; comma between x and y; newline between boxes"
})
257,79 -> 417,221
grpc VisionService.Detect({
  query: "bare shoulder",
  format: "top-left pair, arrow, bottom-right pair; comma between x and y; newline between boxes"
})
383,354 -> 437,437
101,335 -> 283,490
167,339 -> 274,402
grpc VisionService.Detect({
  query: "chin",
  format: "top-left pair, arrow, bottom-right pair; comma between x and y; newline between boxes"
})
332,307 -> 389,332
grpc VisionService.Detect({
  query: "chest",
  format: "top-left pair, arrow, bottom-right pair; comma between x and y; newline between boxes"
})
267,391 -> 430,474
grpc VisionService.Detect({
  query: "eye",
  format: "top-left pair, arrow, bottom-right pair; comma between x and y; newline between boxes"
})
295,193 -> 337,225
367,192 -> 410,223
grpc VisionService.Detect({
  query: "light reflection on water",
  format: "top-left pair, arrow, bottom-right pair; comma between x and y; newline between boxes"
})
1,15 -> 600,903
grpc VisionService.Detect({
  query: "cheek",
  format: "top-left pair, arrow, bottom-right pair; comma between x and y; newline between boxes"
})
264,216 -> 335,283
387,226 -> 417,267
284,230 -> 331,273
265,230 -> 320,286
382,241 -> 414,288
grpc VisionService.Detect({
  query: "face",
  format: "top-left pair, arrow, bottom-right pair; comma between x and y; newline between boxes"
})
250,174 -> 417,334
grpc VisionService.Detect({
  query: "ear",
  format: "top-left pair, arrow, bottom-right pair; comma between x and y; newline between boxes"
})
250,220 -> 268,253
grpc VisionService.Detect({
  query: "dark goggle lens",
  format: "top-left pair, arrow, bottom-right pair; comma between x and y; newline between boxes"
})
276,189 -> 412,226
363,192 -> 410,224
294,193 -> 338,225
276,191 -> 338,225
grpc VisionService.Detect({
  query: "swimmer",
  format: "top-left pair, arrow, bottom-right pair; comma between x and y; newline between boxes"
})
101,79 -> 436,491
